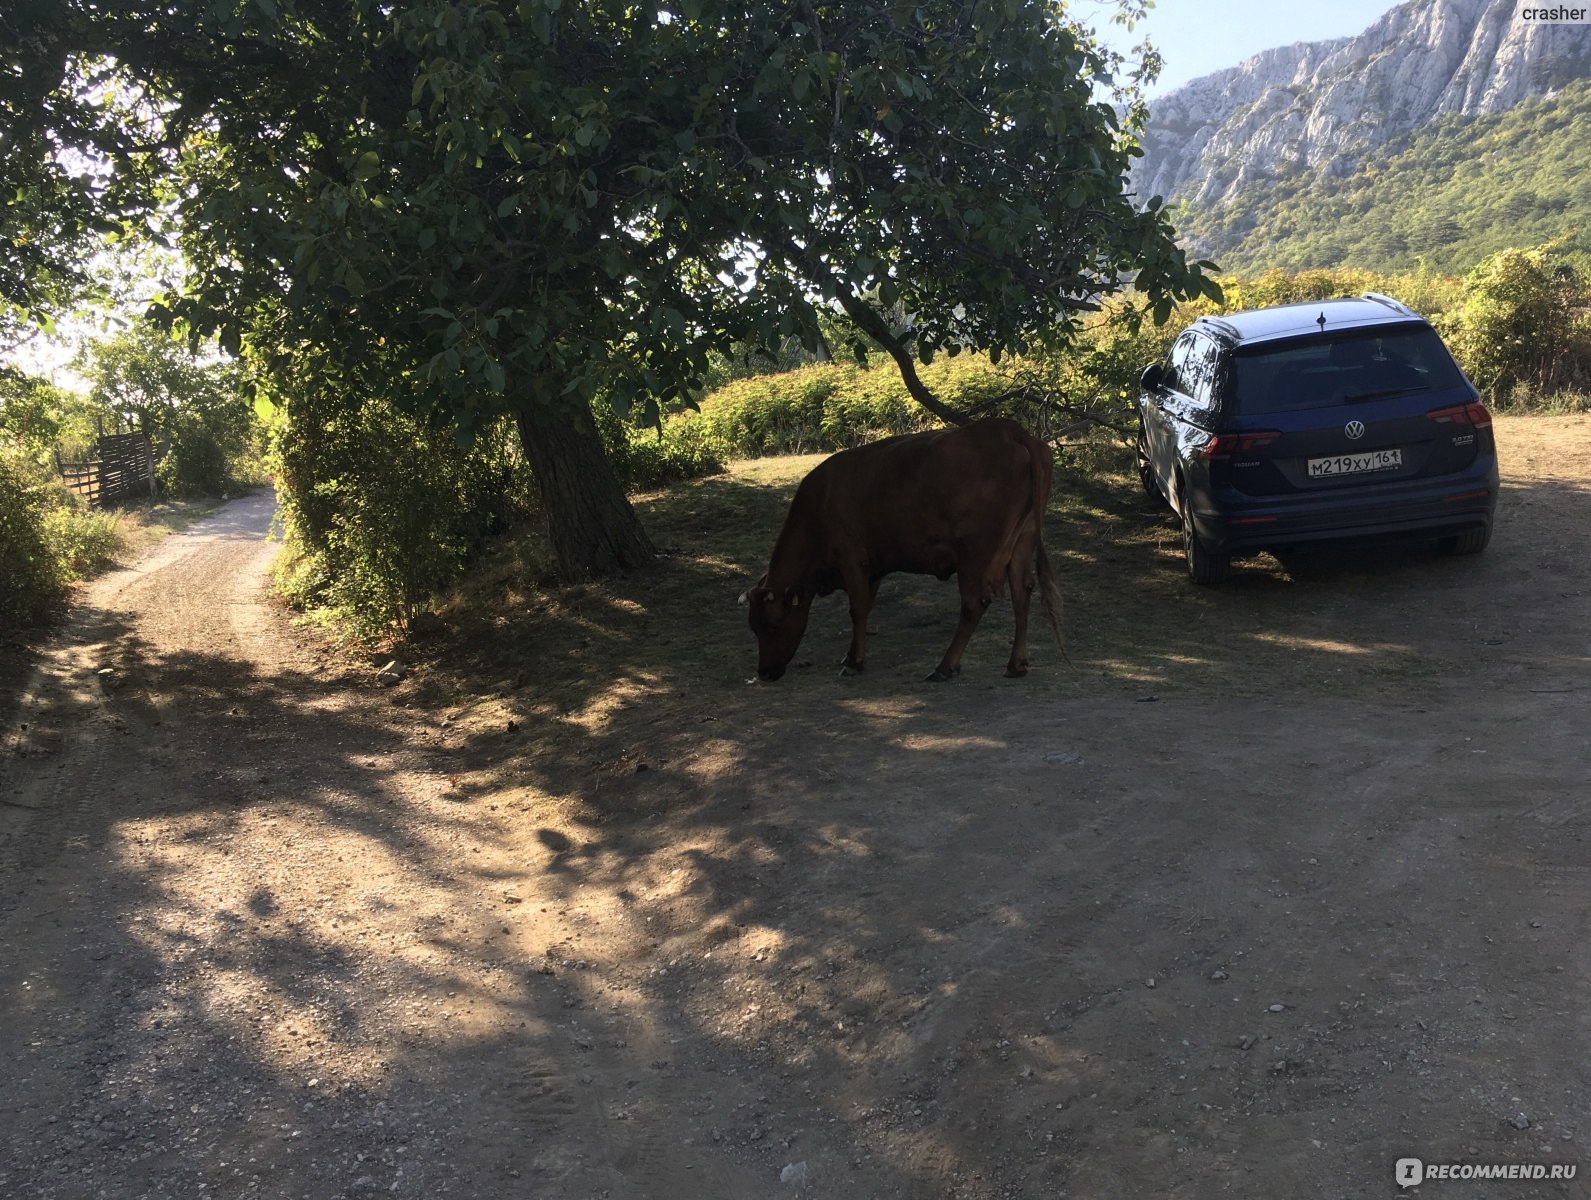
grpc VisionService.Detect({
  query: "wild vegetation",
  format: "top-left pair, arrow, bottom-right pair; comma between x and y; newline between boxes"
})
1177,79 -> 1591,275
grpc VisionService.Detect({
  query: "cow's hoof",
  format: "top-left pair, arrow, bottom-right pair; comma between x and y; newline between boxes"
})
1005,659 -> 1030,678
839,658 -> 865,677
925,667 -> 958,683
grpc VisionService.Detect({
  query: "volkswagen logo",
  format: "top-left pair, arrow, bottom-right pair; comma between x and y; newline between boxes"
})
1344,420 -> 1366,440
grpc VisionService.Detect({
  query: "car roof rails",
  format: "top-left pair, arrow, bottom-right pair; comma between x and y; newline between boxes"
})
1362,292 -> 1417,317
1195,316 -> 1241,341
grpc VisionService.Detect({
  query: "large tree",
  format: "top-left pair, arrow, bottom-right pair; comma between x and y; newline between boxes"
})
5,0 -> 1216,578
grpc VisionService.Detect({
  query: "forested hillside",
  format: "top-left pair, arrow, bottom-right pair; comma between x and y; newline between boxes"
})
1170,76 -> 1591,275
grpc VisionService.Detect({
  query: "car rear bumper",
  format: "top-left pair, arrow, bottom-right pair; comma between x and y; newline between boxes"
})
1192,459 -> 1500,555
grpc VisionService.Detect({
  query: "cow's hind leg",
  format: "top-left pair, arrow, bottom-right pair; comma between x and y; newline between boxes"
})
928,565 -> 997,683
1005,550 -> 1038,678
1004,521 -> 1041,677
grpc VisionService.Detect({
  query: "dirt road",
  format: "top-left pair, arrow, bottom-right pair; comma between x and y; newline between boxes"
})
2,417 -> 1589,1199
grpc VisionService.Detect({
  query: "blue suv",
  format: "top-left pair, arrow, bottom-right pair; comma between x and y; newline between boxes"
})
1136,294 -> 1499,583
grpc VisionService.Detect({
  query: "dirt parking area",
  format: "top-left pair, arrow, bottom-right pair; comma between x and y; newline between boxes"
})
1,414 -> 1588,1199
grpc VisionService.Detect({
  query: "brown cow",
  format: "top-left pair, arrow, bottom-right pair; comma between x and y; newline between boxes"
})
746,417 -> 1062,682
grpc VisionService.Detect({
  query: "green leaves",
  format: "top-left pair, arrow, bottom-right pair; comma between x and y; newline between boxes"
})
20,0 -> 1214,519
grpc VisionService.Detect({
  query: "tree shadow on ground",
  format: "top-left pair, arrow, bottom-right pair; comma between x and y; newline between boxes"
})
4,463 -> 1588,1198
358,459 -> 1591,1194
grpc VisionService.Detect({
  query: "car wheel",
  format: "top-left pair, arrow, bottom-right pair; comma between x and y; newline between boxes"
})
1136,428 -> 1163,502
1181,496 -> 1232,584
1441,525 -> 1491,555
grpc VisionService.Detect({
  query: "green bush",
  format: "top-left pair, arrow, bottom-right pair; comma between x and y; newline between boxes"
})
595,401 -> 726,491
270,390 -> 532,633
1037,259 -> 1589,422
661,258 -> 1591,461
0,451 -> 68,628
682,354 -> 1016,459
156,410 -> 240,498
41,504 -> 121,579
1437,246 -> 1591,401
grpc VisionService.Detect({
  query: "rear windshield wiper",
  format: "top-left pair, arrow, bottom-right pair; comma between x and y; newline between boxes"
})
1345,385 -> 1429,402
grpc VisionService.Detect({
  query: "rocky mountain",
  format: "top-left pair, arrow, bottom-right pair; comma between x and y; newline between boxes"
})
1137,0 -> 1591,215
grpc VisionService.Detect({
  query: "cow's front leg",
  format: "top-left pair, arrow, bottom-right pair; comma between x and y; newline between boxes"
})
840,569 -> 879,675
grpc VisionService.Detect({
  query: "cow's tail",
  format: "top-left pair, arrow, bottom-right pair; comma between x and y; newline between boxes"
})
1029,435 -> 1065,654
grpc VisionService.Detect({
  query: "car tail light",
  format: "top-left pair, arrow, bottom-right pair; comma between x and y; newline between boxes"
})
1427,401 -> 1492,429
1197,430 -> 1280,460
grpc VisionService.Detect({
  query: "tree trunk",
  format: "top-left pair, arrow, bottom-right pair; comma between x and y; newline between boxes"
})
515,399 -> 656,579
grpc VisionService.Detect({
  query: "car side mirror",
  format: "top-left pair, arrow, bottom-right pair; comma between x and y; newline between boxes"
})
1139,363 -> 1164,391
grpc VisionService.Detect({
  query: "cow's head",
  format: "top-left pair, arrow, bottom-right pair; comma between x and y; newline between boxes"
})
745,574 -> 811,682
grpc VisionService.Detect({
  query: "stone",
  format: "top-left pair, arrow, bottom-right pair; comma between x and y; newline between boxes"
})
1134,1 -> 1591,217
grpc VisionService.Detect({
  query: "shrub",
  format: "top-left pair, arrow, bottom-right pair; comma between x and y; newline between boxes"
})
1437,246 -> 1591,400
271,391 -> 532,633
1493,381 -> 1591,414
621,423 -> 726,491
681,354 -> 1015,459
41,504 -> 121,580
595,401 -> 727,491
0,450 -> 68,628
156,411 -> 234,498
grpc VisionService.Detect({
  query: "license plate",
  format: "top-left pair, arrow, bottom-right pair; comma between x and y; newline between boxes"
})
1307,448 -> 1403,477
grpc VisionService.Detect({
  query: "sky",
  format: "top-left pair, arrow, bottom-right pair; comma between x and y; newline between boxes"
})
1084,0 -> 1408,95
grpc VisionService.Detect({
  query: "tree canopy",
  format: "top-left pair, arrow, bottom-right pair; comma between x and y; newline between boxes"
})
7,0 -> 1217,577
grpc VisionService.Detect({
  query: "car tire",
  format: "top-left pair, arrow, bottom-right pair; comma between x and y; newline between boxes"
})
1136,428 -> 1163,503
1441,525 -> 1491,555
1181,497 -> 1232,584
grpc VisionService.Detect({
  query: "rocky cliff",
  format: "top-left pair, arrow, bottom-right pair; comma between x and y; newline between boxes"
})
1136,0 -> 1591,210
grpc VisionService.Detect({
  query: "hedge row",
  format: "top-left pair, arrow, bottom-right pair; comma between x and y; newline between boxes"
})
656,353 -> 1015,465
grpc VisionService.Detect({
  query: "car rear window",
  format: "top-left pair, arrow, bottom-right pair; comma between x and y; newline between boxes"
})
1230,326 -> 1468,415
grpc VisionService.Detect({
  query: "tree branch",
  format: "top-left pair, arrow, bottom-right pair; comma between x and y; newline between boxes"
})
831,287 -> 971,425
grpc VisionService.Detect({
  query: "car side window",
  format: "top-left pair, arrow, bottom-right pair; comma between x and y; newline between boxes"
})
1184,335 -> 1225,415
1163,334 -> 1196,394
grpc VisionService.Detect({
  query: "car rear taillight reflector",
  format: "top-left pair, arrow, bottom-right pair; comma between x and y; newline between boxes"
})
1426,401 -> 1492,429
1197,431 -> 1281,459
